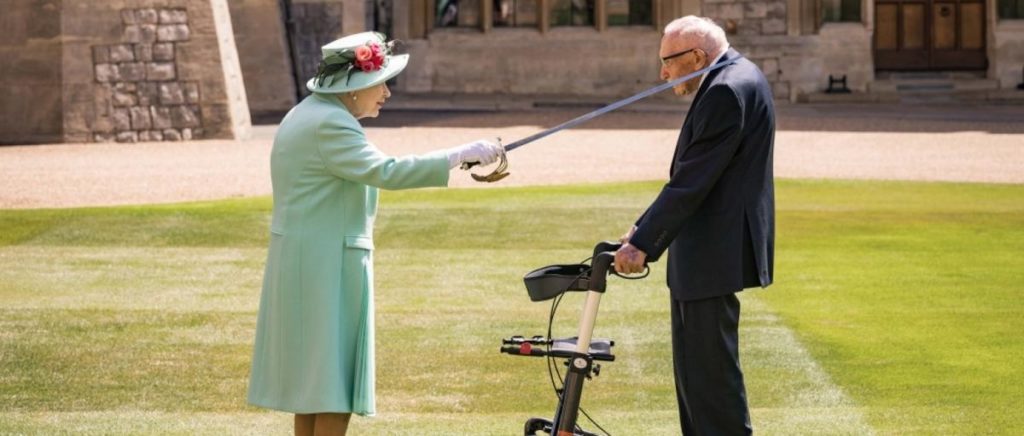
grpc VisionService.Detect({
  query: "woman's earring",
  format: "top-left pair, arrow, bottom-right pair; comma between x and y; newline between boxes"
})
351,93 -> 358,101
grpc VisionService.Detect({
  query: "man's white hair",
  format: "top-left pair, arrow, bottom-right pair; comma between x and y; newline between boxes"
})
664,16 -> 728,58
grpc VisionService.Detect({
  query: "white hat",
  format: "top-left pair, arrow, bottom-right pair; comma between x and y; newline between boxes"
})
306,32 -> 409,94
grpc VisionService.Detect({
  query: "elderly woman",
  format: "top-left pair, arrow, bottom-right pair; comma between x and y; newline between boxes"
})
247,32 -> 502,435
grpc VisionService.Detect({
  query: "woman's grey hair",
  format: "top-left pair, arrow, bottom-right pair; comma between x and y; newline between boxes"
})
664,16 -> 728,58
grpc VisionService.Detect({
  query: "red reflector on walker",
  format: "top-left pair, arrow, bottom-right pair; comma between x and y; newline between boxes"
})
520,343 -> 532,354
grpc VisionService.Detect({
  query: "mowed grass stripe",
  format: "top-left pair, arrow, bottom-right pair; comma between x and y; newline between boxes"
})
743,294 -> 874,435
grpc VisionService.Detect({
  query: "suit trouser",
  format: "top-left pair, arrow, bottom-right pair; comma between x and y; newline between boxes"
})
671,293 -> 752,435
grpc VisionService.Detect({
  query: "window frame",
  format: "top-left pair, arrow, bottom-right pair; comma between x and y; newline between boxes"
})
820,0 -> 863,24
998,0 -> 1024,19
427,0 -> 659,34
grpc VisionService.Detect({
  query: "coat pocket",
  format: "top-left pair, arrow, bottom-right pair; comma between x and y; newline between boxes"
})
344,235 -> 374,251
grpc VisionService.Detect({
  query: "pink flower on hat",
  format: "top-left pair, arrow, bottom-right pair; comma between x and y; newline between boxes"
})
353,42 -> 386,73
354,46 -> 373,62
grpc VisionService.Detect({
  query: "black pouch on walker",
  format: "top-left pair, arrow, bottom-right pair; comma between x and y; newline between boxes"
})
523,264 -> 591,302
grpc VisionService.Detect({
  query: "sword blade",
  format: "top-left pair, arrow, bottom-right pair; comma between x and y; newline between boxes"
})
503,60 -> 735,152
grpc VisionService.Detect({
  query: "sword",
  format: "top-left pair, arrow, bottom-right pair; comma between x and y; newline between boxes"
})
466,59 -> 738,182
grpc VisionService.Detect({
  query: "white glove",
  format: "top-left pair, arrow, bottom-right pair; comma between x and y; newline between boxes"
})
446,139 -> 503,169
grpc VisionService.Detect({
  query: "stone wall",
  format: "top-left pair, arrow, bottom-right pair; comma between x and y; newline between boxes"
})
393,1 -> 882,102
701,0 -> 875,101
769,22 -> 874,100
399,28 -> 664,97
1,0 -> 250,145
398,29 -> 811,100
992,20 -> 1024,89
395,1 -> 804,101
64,0 -> 251,143
730,34 -> 811,101
89,7 -> 203,142
702,0 -> 789,37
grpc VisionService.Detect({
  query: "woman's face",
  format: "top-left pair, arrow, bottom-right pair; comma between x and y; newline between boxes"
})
343,83 -> 391,119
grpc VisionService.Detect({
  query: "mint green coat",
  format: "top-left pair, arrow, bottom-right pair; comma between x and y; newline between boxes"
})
248,93 -> 450,415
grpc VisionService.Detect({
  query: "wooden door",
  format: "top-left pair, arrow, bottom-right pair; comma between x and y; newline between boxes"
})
874,0 -> 987,70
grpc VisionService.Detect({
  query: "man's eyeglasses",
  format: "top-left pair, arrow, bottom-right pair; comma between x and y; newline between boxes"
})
660,48 -> 698,67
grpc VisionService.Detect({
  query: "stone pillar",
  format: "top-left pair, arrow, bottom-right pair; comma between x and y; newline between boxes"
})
1,0 -> 251,145
207,0 -> 252,139
0,1 -> 64,144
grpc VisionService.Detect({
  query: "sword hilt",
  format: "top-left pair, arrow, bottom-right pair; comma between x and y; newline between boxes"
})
461,137 -> 510,183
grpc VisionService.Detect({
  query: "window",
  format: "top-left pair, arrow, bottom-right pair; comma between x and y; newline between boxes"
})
607,0 -> 652,26
551,0 -> 594,26
494,0 -> 539,27
436,0 -> 481,27
999,0 -> 1024,18
821,0 -> 862,23
429,0 -> 658,33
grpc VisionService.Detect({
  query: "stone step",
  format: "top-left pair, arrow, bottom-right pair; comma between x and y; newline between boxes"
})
801,88 -> 1024,104
875,71 -> 987,80
869,78 -> 1000,93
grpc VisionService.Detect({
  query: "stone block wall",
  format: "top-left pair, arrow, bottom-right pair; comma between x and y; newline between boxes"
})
394,1 -> 811,101
805,23 -> 873,94
730,35 -> 810,101
66,0 -> 251,143
703,0 -> 820,101
992,20 -> 1024,89
703,0 -> 788,37
401,29 -> 663,97
90,8 -> 204,142
0,0 -> 250,145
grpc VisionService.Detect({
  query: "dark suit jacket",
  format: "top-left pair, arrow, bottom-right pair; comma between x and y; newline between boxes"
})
629,48 -> 775,302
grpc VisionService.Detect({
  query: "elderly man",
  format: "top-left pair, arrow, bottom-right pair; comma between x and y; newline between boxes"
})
614,16 -> 775,435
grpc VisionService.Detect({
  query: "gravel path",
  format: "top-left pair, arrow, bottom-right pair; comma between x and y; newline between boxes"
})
1,104 -> 1021,209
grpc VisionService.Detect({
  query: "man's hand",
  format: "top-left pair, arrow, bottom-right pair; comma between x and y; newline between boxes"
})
614,243 -> 647,275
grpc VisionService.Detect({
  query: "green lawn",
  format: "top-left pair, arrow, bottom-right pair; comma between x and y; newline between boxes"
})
0,179 -> 1021,435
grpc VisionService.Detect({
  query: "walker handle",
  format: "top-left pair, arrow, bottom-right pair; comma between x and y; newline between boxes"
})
592,241 -> 622,260
589,241 -> 621,293
590,241 -> 650,292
